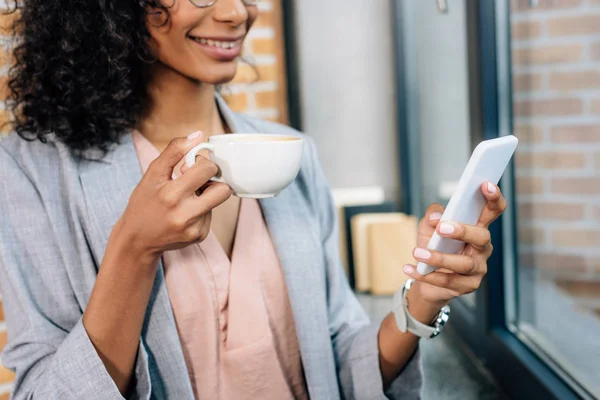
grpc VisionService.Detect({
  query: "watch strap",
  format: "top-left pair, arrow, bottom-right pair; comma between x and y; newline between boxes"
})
392,279 -> 450,339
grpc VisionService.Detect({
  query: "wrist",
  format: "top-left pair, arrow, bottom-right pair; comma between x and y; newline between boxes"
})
405,281 -> 448,325
108,218 -> 161,271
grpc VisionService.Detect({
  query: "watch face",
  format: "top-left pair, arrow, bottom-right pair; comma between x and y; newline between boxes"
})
430,306 -> 451,338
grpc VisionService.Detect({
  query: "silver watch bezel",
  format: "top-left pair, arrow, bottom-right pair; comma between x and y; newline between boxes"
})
429,305 -> 451,338
401,278 -> 451,339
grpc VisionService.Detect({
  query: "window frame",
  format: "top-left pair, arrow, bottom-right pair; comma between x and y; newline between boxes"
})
392,0 -> 586,398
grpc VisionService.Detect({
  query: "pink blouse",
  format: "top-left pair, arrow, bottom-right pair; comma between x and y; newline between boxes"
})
133,131 -> 309,400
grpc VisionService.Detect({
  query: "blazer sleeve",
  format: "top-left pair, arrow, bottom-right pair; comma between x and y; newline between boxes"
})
0,147 -> 151,400
305,137 -> 423,400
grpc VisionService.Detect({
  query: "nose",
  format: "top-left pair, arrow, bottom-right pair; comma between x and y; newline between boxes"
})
213,0 -> 249,27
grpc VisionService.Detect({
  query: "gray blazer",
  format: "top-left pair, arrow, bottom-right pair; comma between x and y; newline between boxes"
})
0,97 -> 422,400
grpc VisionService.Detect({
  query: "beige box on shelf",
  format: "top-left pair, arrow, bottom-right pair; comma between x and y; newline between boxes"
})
331,187 -> 386,278
351,213 -> 407,292
368,215 -> 418,295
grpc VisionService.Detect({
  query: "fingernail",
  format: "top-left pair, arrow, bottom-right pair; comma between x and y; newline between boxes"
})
187,131 -> 203,140
487,182 -> 497,194
439,222 -> 455,235
429,212 -> 442,221
414,248 -> 431,260
404,265 -> 414,274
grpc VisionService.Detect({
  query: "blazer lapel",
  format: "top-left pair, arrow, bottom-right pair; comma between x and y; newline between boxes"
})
78,133 -> 194,399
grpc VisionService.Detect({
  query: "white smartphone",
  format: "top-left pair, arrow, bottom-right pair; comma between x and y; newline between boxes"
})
416,135 -> 519,276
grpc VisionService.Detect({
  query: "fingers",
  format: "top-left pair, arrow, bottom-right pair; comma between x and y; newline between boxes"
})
436,221 -> 492,249
413,247 -> 486,275
404,264 -> 481,295
478,182 -> 507,227
424,203 -> 445,228
189,182 -> 232,215
171,156 -> 220,197
148,131 -> 204,180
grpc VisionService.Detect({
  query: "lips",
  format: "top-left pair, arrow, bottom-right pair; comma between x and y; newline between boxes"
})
188,36 -> 241,49
187,35 -> 244,61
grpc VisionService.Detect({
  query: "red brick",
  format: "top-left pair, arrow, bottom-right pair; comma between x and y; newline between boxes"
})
548,15 -> 600,36
514,125 -> 543,144
516,176 -> 545,194
0,76 -> 9,102
595,154 -> 600,170
590,258 -> 600,273
519,202 -> 585,220
0,111 -> 12,134
251,38 -> 276,55
551,125 -> 600,143
518,252 -> 586,271
556,280 -> 600,298
553,229 -> 600,247
512,44 -> 582,65
511,0 -> 582,11
515,151 -> 585,169
221,92 -> 249,112
514,98 -> 583,117
0,365 -> 14,384
552,177 -> 600,194
256,64 -> 278,82
0,44 -> 14,68
255,90 -> 279,109
0,301 -> 4,321
0,331 -> 6,350
519,226 -> 545,245
253,9 -> 276,28
592,99 -> 600,114
0,10 -> 19,36
513,73 -> 544,92
231,62 -> 259,84
0,392 -> 10,400
594,206 -> 600,221
592,41 -> 600,61
512,21 -> 543,39
549,70 -> 600,90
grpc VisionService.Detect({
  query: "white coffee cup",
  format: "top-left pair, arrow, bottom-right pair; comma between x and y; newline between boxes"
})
185,133 -> 304,199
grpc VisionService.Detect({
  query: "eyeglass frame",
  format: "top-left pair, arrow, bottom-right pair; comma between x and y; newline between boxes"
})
188,0 -> 260,8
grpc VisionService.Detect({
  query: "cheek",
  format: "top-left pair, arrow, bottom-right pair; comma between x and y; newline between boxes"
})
148,12 -> 195,60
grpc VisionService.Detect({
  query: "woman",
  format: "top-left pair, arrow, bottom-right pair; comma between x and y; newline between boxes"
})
0,0 -> 506,399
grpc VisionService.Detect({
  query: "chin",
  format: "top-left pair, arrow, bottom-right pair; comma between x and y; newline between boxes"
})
194,62 -> 239,85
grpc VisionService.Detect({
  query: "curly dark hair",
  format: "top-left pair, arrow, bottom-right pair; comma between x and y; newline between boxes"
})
6,1 -> 171,153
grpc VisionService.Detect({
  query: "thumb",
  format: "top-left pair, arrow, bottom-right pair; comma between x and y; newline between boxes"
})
148,131 -> 204,179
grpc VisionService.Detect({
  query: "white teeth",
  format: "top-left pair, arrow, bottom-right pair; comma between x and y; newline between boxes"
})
192,37 -> 237,50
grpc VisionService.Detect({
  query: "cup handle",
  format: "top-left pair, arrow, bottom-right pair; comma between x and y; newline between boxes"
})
185,143 -> 226,183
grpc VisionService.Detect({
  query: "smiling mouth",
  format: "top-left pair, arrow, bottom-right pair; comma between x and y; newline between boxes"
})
188,37 -> 241,49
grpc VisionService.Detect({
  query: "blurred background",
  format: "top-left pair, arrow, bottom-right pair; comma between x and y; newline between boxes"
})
0,0 -> 599,399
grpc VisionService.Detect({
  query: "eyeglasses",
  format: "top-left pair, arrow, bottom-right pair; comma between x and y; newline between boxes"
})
189,0 -> 260,8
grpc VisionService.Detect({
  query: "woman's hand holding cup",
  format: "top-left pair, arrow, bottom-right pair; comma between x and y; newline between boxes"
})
112,131 -> 232,266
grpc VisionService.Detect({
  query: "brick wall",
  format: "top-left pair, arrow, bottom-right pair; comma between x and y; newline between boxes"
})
223,0 -> 289,123
511,0 -> 600,291
0,2 -> 288,397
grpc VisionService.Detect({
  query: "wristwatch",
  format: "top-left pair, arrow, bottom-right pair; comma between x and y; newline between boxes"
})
392,279 -> 451,339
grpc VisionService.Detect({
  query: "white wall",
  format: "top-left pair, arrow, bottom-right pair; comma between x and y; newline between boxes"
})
292,1 -> 399,198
